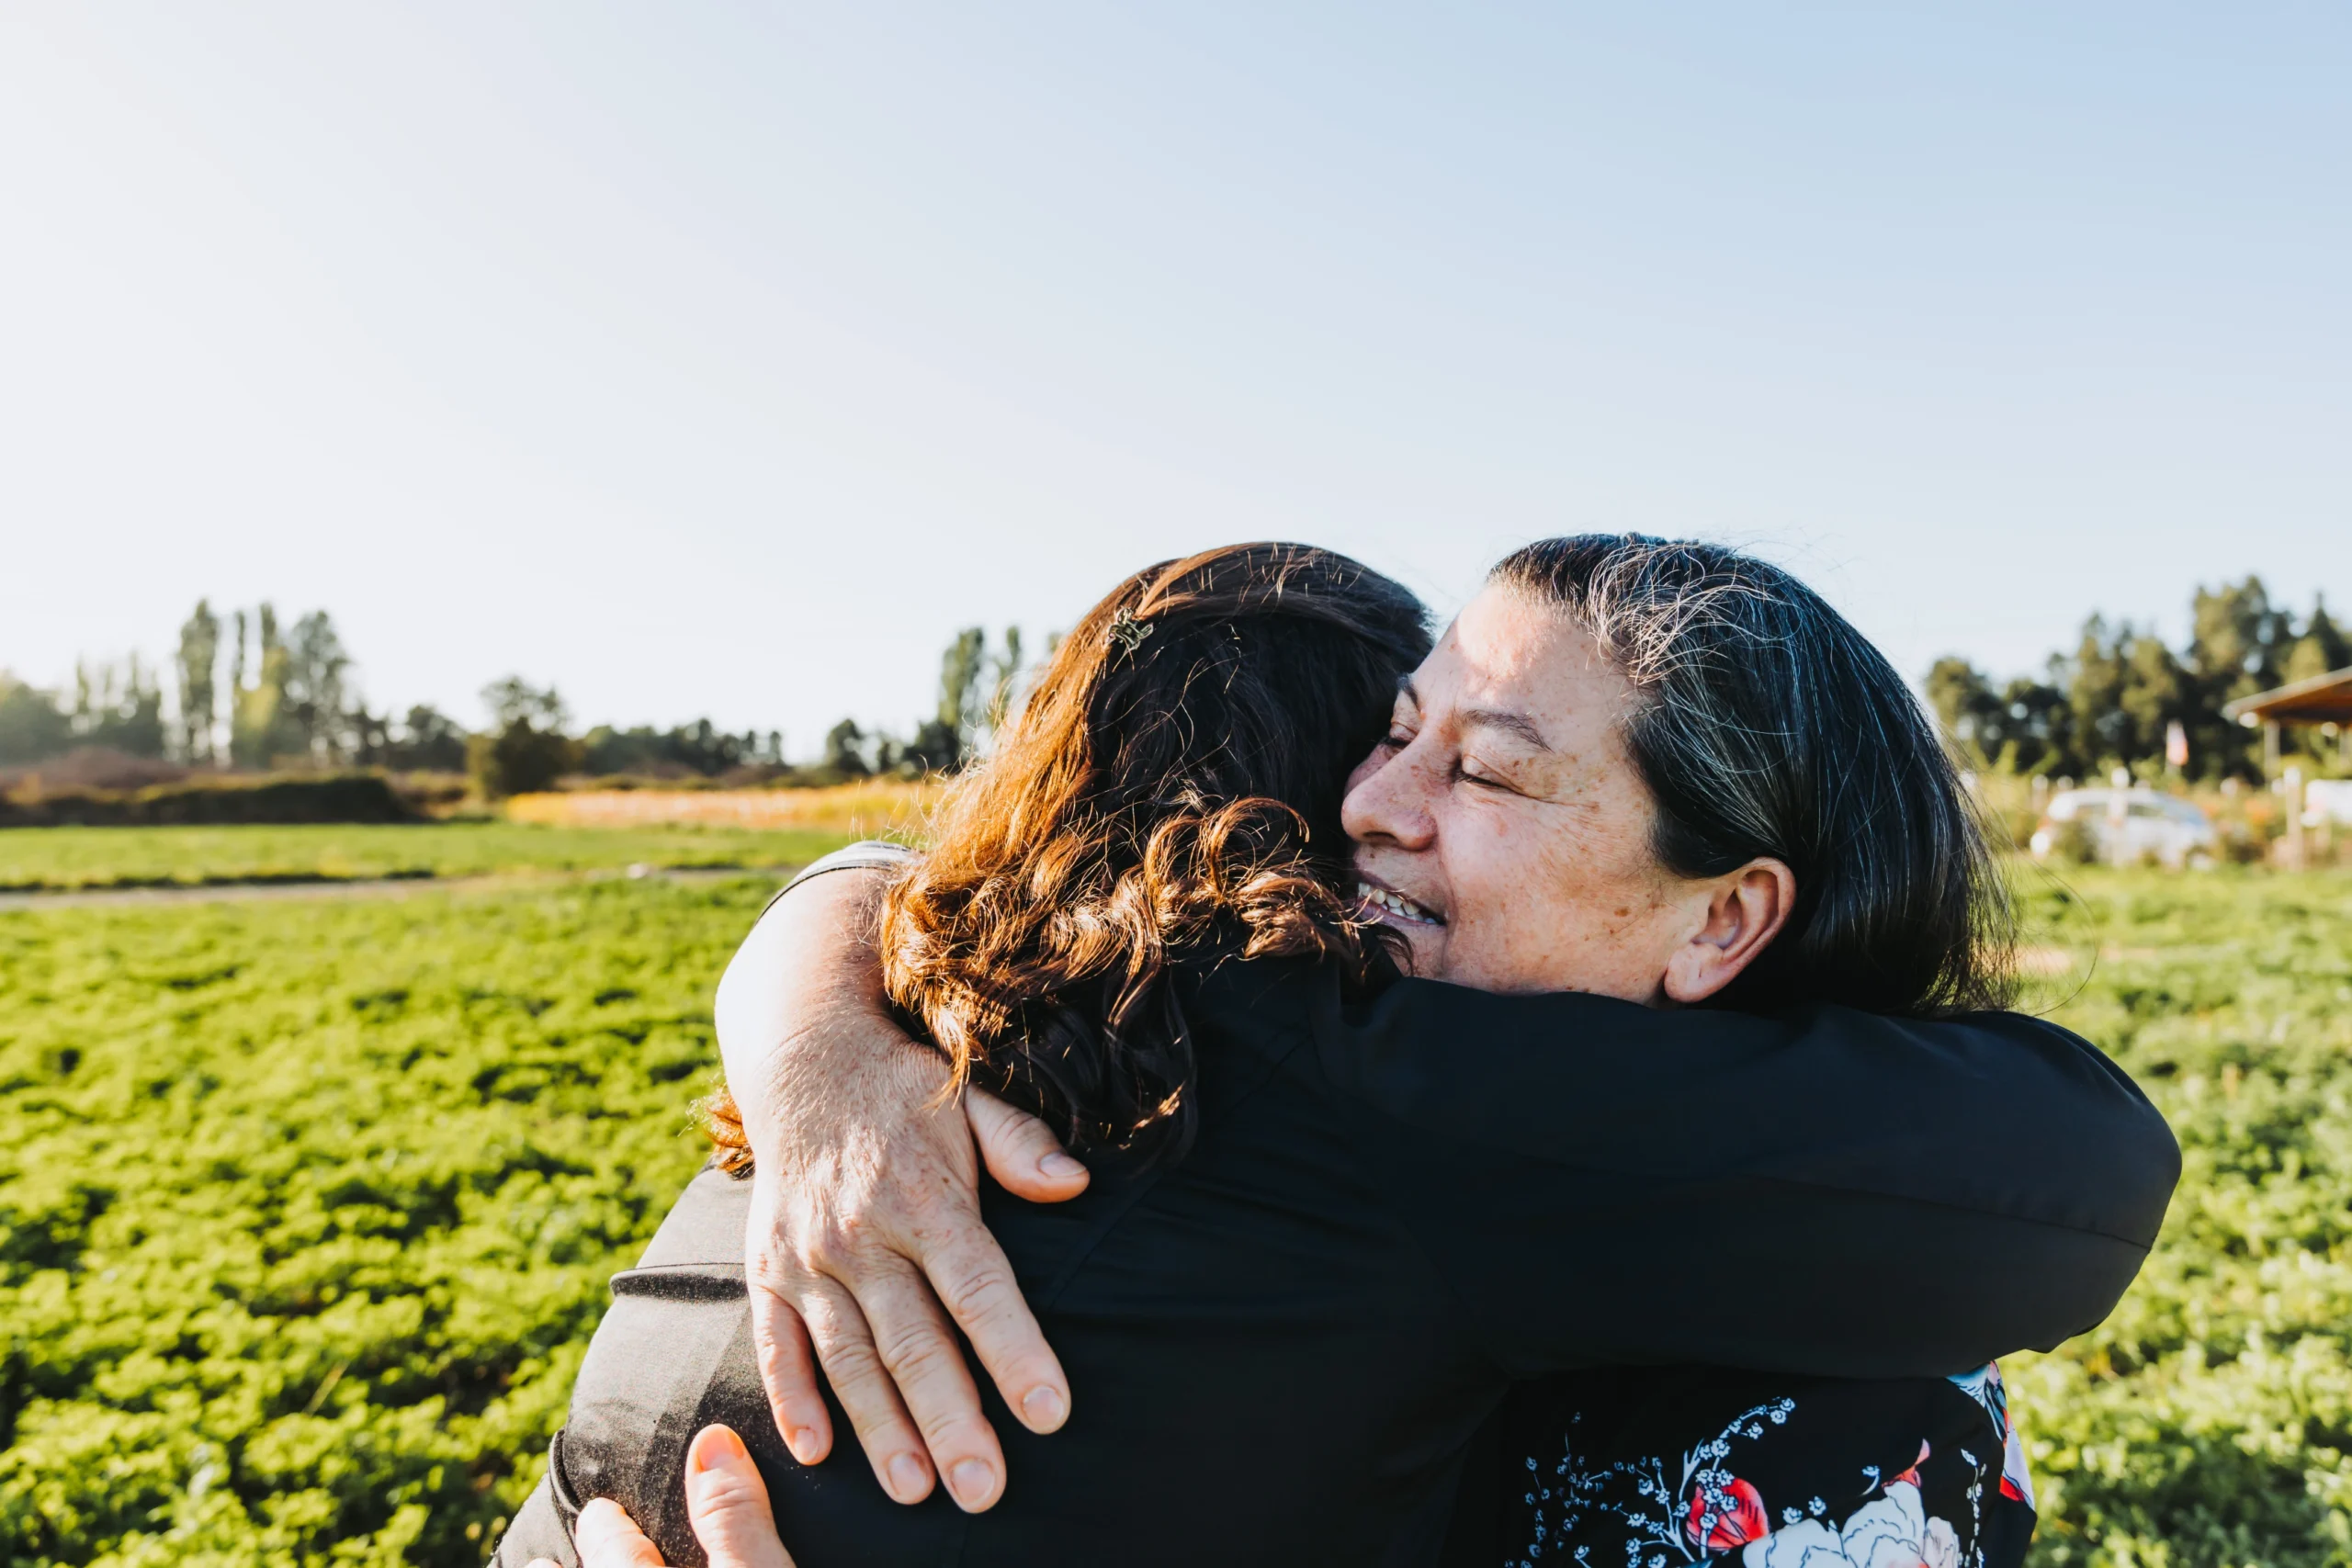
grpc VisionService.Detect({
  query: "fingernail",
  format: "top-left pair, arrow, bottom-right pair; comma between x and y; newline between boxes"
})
688,1424 -> 750,1475
888,1451 -> 929,1501
1040,1152 -> 1085,1179
950,1458 -> 998,1508
786,1426 -> 820,1464
1021,1385 -> 1067,1430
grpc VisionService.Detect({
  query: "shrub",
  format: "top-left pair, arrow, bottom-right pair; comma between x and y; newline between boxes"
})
0,773 -> 415,828
466,728 -> 580,800
2052,814 -> 2102,865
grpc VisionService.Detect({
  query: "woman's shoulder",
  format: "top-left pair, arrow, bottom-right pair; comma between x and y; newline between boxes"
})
1181,948 -> 1329,1012
1176,953 -> 1345,1077
624,1163 -> 754,1272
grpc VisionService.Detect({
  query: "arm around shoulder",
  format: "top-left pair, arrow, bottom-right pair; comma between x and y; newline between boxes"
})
1317,980 -> 2180,1378
710,843 -> 1087,1515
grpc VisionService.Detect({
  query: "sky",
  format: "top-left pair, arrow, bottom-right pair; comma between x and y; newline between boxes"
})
4,4 -> 2345,754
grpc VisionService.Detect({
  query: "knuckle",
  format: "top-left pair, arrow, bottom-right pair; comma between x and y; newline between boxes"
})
692,1461 -> 771,1517
806,1321 -> 883,1381
746,1229 -> 821,1285
917,1407 -> 1000,1456
989,1348 -> 1063,1396
793,1286 -> 864,1341
783,1240 -> 839,1280
994,1111 -> 1050,1149
937,1264 -> 1016,1325
752,1327 -> 807,1385
873,1321 -> 964,1383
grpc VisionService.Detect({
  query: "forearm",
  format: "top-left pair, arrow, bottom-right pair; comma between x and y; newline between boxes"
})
714,860 -> 900,1154
710,844 -> 1080,1513
1316,977 -> 2180,1373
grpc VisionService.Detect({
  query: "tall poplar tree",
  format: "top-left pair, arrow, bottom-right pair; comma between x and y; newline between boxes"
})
230,603 -> 299,768
280,611 -> 352,761
175,600 -> 221,765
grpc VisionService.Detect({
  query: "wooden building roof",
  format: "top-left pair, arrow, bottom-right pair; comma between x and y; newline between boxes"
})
2223,666 -> 2352,726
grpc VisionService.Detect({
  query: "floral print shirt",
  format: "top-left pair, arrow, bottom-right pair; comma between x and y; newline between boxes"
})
1495,1362 -> 2036,1568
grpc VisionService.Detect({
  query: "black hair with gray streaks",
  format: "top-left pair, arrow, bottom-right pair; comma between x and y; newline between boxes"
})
1490,535 -> 2014,1016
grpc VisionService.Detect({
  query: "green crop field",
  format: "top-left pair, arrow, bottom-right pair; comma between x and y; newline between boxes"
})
0,872 -> 772,1567
1,830 -> 2348,1567
0,822 -> 857,893
2006,868 -> 2352,1568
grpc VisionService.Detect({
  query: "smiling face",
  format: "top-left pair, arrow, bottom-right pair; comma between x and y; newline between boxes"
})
1341,584 -> 1792,1001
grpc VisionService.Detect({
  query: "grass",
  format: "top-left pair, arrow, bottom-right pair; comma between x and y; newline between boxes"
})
1,828 -> 2346,1566
2007,865 -> 2352,1568
0,875 -> 763,1566
0,822 -> 861,892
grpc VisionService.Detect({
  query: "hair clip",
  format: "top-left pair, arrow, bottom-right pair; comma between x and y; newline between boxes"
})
1108,606 -> 1155,657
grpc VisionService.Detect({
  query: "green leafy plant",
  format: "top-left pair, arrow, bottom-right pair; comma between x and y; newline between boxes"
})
2009,867 -> 2352,1568
0,877 -> 770,1565
3,848 -> 2349,1566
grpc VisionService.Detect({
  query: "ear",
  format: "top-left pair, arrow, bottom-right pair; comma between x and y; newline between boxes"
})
1661,859 -> 1795,1005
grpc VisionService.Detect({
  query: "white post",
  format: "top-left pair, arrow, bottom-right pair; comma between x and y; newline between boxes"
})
2284,764 -> 2306,871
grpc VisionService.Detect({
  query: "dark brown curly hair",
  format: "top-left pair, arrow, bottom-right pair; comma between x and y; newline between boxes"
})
707,543 -> 1430,1168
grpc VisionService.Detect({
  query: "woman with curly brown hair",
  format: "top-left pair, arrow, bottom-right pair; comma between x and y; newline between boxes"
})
496,539 -> 2171,1568
709,541 -> 1430,1172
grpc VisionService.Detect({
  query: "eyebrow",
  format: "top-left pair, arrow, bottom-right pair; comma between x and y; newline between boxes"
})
1398,680 -> 1553,753
1460,708 -> 1555,752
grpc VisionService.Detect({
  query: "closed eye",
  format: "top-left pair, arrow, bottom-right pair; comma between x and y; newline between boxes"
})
1454,759 -> 1519,793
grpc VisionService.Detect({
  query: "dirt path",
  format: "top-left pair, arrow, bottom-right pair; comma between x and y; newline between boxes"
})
0,864 -> 797,912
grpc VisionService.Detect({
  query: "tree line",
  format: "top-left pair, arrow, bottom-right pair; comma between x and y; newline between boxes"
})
1927,577 -> 2346,783
0,600 -> 1041,795
15,579 -> 2338,796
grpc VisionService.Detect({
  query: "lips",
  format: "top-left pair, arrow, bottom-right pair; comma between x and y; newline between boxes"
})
1356,879 -> 1445,927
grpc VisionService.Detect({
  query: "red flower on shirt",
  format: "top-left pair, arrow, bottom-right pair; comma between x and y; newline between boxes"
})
1688,1477 -> 1770,1551
1893,1439 -> 1932,1490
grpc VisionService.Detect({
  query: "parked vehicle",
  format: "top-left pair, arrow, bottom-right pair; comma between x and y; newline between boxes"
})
2030,788 -> 2218,867
2306,779 -> 2352,827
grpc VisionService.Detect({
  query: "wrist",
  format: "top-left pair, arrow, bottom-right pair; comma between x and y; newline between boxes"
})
716,863 -> 922,1155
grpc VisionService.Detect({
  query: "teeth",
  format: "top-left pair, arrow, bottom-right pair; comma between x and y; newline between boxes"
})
1356,880 -> 1441,925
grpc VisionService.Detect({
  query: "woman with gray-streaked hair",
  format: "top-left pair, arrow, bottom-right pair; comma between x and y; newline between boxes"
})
1351,536 -> 2047,1564
1374,533 -> 2012,1017
496,537 -> 2172,1568
1474,535 -> 2008,1015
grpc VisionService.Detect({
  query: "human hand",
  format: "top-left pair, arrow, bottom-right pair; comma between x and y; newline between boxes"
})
537,1424 -> 793,1568
714,866 -> 1090,1514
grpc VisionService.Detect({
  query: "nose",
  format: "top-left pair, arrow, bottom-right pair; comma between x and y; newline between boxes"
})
1341,739 -> 1437,852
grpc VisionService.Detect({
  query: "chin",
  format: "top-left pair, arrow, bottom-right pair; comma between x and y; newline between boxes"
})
1396,925 -> 1446,979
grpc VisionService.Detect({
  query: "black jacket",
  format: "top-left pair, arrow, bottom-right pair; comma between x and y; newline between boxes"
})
495,948 -> 2176,1568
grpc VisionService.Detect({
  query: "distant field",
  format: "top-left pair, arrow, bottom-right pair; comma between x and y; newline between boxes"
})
0,821 -> 863,892
3,859 -> 2349,1566
507,778 -> 936,835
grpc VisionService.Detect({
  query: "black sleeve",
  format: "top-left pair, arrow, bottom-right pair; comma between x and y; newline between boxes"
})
1312,977 -> 2179,1380
490,1471 -> 576,1568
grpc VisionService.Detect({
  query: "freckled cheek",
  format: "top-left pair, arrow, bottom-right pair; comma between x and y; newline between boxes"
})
1521,858 -> 1653,956
1439,800 -> 1522,920
1464,846 -> 1580,973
